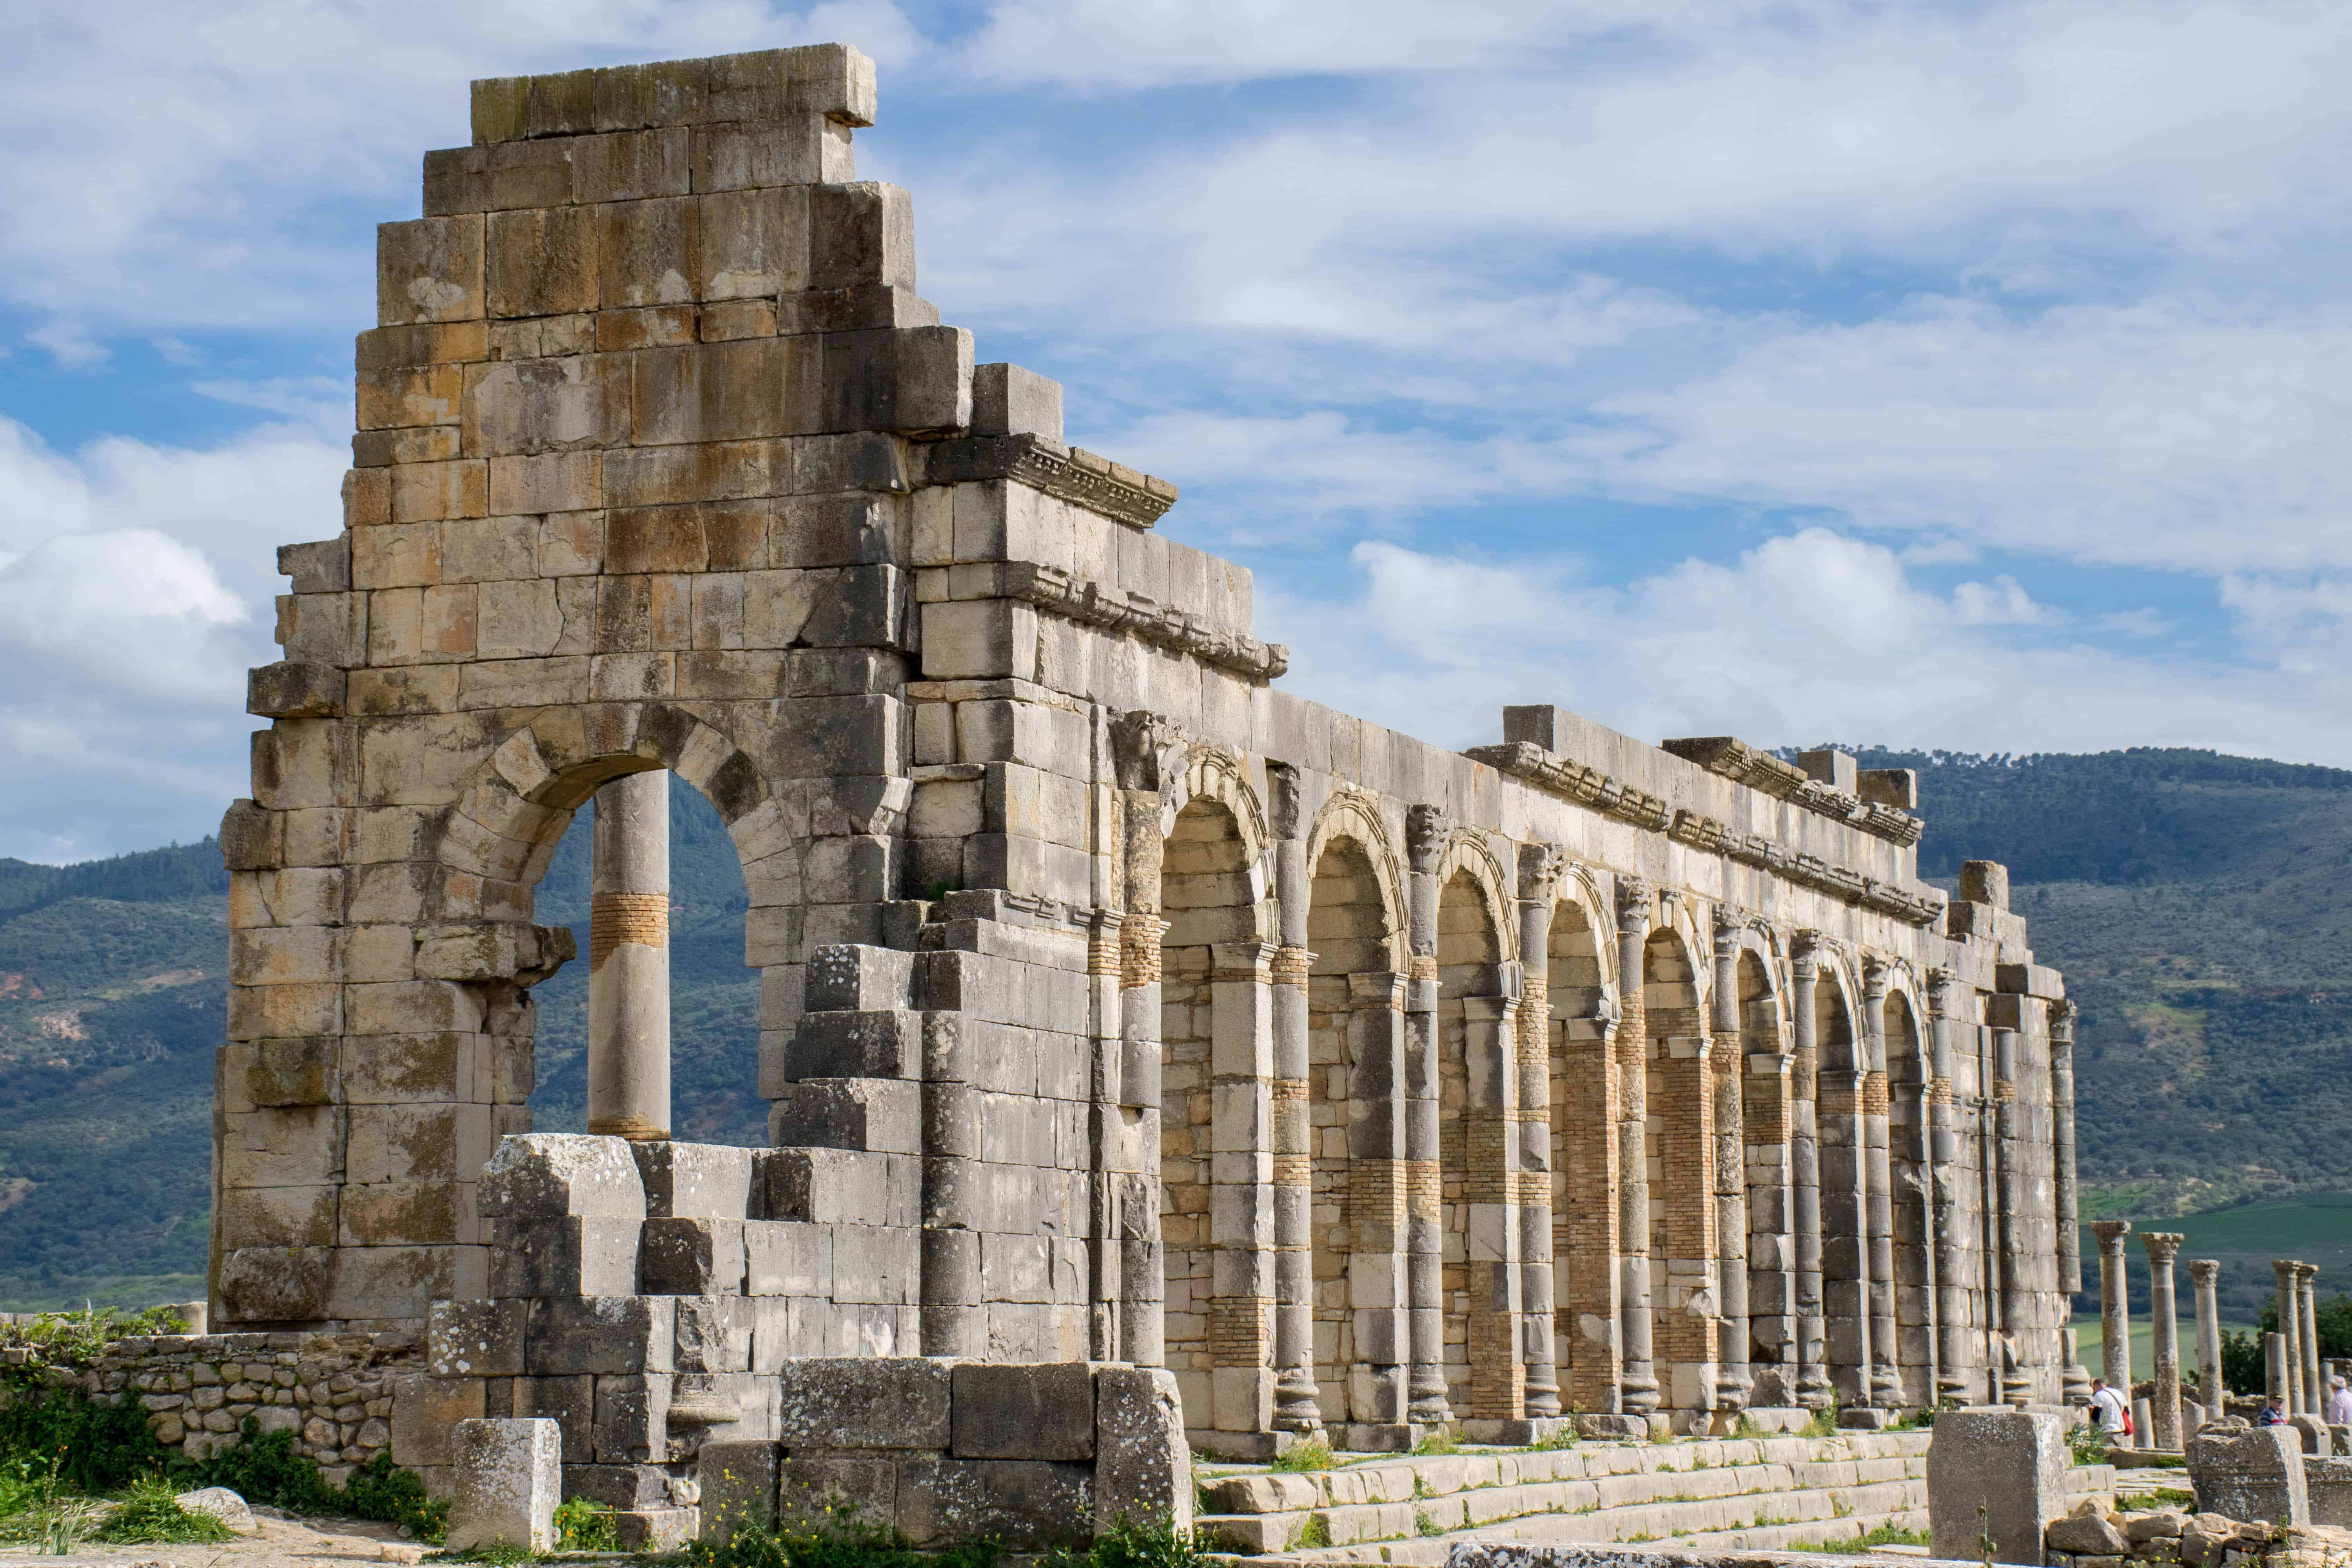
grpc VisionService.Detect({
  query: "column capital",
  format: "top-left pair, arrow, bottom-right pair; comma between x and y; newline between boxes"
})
2089,1219 -> 2132,1254
1107,708 -> 1178,792
1615,875 -> 1653,934
2049,997 -> 2078,1043
1405,804 -> 1450,872
2141,1231 -> 2184,1265
1265,759 -> 1303,840
1517,840 -> 1567,900
2274,1258 -> 2301,1284
1713,901 -> 1748,946
2297,1261 -> 2320,1284
1860,953 -> 1891,998
2187,1258 -> 2221,1285
1791,928 -> 1824,978
1209,940 -> 1278,981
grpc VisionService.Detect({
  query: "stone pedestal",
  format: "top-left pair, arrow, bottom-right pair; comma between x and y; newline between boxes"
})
447,1417 -> 562,1552
1926,1406 -> 2067,1566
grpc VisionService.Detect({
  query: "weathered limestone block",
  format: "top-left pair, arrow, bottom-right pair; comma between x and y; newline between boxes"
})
633,1142 -> 757,1218
775,1357 -> 949,1448
696,1439 -> 780,1547
2047,1504 -> 2131,1555
478,1134 -> 648,1220
1094,1366 -> 1193,1534
524,1295 -> 676,1376
250,662 -> 347,719
429,1299 -> 525,1378
446,1418 -> 561,1552
2189,1425 -> 2309,1526
913,1457 -> 1092,1552
2319,1459 -> 2352,1528
950,1362 -> 1094,1460
640,1217 -> 748,1295
1927,1406 -> 2067,1565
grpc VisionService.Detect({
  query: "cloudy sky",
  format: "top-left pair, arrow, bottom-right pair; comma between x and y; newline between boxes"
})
4,0 -> 2350,861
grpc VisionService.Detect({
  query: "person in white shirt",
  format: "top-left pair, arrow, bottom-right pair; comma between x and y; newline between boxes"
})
2089,1376 -> 2129,1436
2328,1375 -> 2352,1428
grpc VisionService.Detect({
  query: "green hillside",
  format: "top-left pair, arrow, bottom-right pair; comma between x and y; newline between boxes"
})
5,744 -> 2352,1309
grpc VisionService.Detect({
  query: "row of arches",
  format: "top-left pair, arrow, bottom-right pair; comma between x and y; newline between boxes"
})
1147,766 -> 1947,1434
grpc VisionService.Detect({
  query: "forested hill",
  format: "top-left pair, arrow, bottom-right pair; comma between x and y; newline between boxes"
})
1838,746 -> 2352,1218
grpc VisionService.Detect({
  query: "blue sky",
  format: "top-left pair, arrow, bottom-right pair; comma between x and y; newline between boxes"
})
5,0 -> 2352,861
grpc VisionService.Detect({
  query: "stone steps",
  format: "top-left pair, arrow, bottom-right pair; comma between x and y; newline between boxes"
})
1196,1432 -> 1935,1559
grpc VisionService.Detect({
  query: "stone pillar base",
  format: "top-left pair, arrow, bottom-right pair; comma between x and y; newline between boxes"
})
1572,1412 -> 1650,1441
1338,1422 -> 1425,1453
1187,1428 -> 1299,1462
1461,1417 -> 1573,1446
1838,1405 -> 1895,1430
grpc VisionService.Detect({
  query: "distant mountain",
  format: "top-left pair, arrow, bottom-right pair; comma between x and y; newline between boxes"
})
4,744 -> 2348,1308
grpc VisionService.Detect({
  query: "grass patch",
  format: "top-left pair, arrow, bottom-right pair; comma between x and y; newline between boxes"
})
1734,1416 -> 1769,1440
1799,1405 -> 1840,1439
91,1477 -> 236,1545
1414,1508 -> 1444,1539
1269,1438 -> 1336,1474
1787,1524 -> 1932,1554
1285,1515 -> 1332,1551
2119,1489 -> 2197,1511
1412,1427 -> 1459,1457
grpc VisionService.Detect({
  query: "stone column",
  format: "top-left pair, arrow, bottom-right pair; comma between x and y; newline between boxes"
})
1115,757 -> 1169,1369
1790,933 -> 1832,1410
1403,805 -> 1453,1426
1711,905 -> 1753,1418
2269,1330 -> 2290,1404
1209,939 -> 1278,1437
2190,1258 -> 2224,1423
1268,766 -> 1322,1434
1927,969 -> 1971,1405
2277,1260 -> 2305,1417
1515,845 -> 1566,1420
1993,1024 -> 2028,1406
2091,1220 -> 2132,1397
1346,971 -> 1411,1439
1861,958 -> 1900,1408
2298,1264 -> 2323,1417
1614,875 -> 1661,1417
2143,1231 -> 2184,1450
2051,1002 -> 2092,1407
587,769 -> 670,1140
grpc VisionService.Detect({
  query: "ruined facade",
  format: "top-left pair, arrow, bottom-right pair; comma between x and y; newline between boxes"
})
216,43 -> 2082,1522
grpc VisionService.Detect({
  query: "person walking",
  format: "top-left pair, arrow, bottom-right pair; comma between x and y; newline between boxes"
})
2328,1375 -> 2352,1428
2091,1376 -> 2130,1437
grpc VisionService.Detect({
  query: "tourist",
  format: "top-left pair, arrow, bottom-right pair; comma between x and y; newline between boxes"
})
2259,1395 -> 2288,1427
2330,1376 -> 2352,1427
2090,1376 -> 2129,1436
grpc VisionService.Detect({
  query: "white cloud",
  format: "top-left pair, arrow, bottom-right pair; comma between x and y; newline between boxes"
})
0,414 -> 343,861
1263,529 -> 2352,764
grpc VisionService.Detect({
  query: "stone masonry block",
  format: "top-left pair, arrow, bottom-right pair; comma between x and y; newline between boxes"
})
2189,1424 -> 2309,1526
766,1079 -> 919,1155
673,1295 -> 754,1373
592,1373 -> 671,1463
786,1009 -> 920,1078
279,537 -> 351,593
491,1217 -> 641,1298
775,1357 -> 949,1449
760,1148 -> 913,1228
1926,1406 -> 2066,1565
950,1362 -> 1094,1460
639,1217 -> 747,1295
430,1298 -> 526,1377
742,1220 -> 832,1298
632,1142 -> 757,1219
805,943 -> 915,1011
393,1373 -> 488,1467
446,1418 -> 561,1552
479,1134 -> 648,1220
216,1245 -> 332,1323
378,217 -> 483,325
971,363 -> 1063,445
697,1440 -> 781,1548
525,1296 -> 676,1376
916,1458 -> 1092,1552
1094,1367 -> 1192,1533
809,183 -> 914,292
249,661 -> 346,719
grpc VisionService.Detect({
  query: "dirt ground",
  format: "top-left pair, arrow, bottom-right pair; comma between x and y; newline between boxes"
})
0,1510 -> 426,1568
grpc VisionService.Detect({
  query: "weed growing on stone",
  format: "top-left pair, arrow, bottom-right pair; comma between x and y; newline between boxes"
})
2118,1489 -> 2196,1511
690,1512 -> 1007,1568
1799,1405 -> 1840,1440
1285,1514 -> 1332,1551
91,1476 -> 236,1545
554,1497 -> 620,1552
1787,1524 -> 1931,1555
1412,1428 -> 1458,1457
1412,1475 -> 1436,1501
1269,1438 -> 1336,1473
1524,1430 -> 1576,1452
1734,1416 -> 1769,1440
1414,1508 -> 1443,1538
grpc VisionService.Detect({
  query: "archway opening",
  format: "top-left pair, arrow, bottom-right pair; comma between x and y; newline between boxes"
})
1436,868 -> 1501,1414
523,770 -> 762,1144
1642,926 -> 1709,1410
1305,833 -> 1394,1425
1885,990 -> 1929,1404
1814,971 -> 1869,1403
1546,895 -> 1613,1412
1736,948 -> 1793,1403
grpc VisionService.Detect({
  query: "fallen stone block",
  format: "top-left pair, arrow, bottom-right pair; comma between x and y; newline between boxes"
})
445,1418 -> 560,1552
2189,1424 -> 2308,1525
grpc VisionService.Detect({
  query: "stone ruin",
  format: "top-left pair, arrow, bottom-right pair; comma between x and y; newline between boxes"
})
203,40 -> 2088,1545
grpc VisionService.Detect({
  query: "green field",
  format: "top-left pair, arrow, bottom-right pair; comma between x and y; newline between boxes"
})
2073,1317 -> 2256,1383
2076,1195 -> 2352,1325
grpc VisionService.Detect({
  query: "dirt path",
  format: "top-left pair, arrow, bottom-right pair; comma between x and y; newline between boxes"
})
0,1511 -> 424,1568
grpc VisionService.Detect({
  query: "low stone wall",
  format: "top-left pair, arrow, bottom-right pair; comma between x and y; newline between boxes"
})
1444,1544 -> 1967,1568
1,1330 -> 421,1484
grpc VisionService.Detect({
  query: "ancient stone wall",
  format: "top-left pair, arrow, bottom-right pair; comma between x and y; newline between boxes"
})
217,42 -> 2083,1505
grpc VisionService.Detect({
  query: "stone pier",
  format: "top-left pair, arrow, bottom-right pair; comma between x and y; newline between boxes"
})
2191,1258 -> 2224,1425
2092,1221 -> 2132,1395
2143,1231 -> 2183,1450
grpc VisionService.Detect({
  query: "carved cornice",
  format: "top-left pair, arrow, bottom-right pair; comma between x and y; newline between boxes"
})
1657,736 -> 1925,848
920,433 -> 1178,530
997,561 -> 1289,682
1466,740 -> 1944,926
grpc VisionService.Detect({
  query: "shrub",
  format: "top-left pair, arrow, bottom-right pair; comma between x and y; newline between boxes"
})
555,1496 -> 621,1552
91,1477 -> 236,1545
0,1387 -> 172,1492
1268,1437 -> 1335,1473
686,1511 -> 1003,1568
174,1422 -> 445,1544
